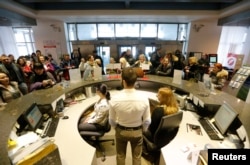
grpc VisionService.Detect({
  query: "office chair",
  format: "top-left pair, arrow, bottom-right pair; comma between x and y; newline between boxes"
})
142,110 -> 183,164
79,118 -> 115,161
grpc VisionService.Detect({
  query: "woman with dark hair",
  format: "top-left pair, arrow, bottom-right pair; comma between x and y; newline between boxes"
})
29,62 -> 56,92
0,71 -> 22,105
78,83 -> 110,132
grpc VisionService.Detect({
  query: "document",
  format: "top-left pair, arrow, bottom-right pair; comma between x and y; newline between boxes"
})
186,123 -> 203,136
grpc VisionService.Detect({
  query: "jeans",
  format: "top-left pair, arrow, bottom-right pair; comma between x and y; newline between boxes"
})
115,127 -> 143,165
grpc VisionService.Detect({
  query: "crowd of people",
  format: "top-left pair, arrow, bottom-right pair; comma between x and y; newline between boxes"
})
0,47 -> 229,106
0,48 -> 109,105
115,48 -> 228,90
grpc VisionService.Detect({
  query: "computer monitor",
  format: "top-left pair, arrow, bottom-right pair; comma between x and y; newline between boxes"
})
24,103 -> 43,131
208,54 -> 217,63
214,103 -> 238,135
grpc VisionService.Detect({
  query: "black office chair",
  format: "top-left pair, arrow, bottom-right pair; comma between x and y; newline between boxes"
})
79,118 -> 115,161
142,110 -> 183,164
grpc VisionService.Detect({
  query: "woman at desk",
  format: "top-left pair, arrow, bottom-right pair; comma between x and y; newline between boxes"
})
144,87 -> 179,141
209,63 -> 228,90
78,83 -> 111,132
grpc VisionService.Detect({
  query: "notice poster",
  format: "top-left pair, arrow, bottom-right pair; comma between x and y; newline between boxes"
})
224,53 -> 244,70
43,40 -> 61,63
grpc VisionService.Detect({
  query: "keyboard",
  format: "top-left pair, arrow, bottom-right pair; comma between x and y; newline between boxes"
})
198,118 -> 223,140
40,117 -> 60,137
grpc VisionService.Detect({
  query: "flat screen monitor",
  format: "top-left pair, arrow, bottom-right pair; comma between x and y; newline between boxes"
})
209,57 -> 217,63
214,103 -> 238,135
24,103 -> 43,131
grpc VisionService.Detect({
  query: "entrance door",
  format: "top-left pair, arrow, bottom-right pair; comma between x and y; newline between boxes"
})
119,46 -> 137,59
96,46 -> 110,74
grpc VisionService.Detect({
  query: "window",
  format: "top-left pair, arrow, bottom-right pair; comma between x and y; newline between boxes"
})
140,24 -> 157,38
115,24 -> 140,37
77,24 -> 97,40
158,24 -> 178,40
178,24 -> 187,40
97,24 -> 115,38
68,24 -> 77,40
13,27 -> 35,55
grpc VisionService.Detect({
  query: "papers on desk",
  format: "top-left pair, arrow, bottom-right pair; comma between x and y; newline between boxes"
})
186,123 -> 203,136
8,132 -> 54,165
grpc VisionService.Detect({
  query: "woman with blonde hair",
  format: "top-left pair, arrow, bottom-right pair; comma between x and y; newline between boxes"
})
144,87 -> 179,141
209,63 -> 228,90
184,56 -> 201,81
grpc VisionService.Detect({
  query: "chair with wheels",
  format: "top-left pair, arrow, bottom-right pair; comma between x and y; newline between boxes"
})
142,110 -> 183,164
79,118 -> 115,162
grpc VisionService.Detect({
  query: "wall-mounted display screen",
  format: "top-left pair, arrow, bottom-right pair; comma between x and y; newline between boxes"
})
209,54 -> 217,63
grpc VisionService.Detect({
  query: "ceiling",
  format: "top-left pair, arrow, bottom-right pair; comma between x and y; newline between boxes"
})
0,0 -> 249,26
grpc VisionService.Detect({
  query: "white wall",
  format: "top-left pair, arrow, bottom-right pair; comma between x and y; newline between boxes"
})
187,20 -> 222,55
32,19 -> 68,63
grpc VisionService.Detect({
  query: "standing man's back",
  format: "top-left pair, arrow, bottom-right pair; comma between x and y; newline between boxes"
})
109,67 -> 151,165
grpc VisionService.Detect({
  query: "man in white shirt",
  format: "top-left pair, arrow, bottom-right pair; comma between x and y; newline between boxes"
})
109,67 -> 151,165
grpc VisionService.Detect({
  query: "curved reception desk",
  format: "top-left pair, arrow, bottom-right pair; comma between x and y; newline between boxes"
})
0,75 -> 250,165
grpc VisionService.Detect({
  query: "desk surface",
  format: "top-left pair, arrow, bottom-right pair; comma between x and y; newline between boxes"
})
161,110 -> 249,165
1,75 -> 250,164
53,90 -> 157,165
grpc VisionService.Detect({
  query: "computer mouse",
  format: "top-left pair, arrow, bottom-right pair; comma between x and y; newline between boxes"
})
62,116 -> 69,119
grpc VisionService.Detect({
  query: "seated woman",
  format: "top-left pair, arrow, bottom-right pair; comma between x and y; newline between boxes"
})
209,63 -> 228,90
0,72 -> 22,105
29,62 -> 56,92
155,57 -> 172,77
144,87 -> 179,141
132,54 -> 152,74
183,56 -> 201,82
78,83 -> 110,133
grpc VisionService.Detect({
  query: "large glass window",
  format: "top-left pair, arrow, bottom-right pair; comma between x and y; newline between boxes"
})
68,23 -> 187,41
178,24 -> 187,40
115,24 -> 140,37
97,24 -> 115,38
140,24 -> 157,38
158,24 -> 178,40
13,27 -> 35,55
68,24 -> 77,40
77,24 -> 97,40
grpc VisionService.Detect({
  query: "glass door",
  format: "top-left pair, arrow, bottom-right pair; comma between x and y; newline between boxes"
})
118,46 -> 137,59
96,46 -> 110,73
145,46 -> 156,61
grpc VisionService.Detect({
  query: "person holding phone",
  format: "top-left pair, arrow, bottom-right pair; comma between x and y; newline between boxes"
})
29,62 -> 56,92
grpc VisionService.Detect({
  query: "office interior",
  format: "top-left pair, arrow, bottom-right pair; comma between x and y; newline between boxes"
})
1,0 -> 250,165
